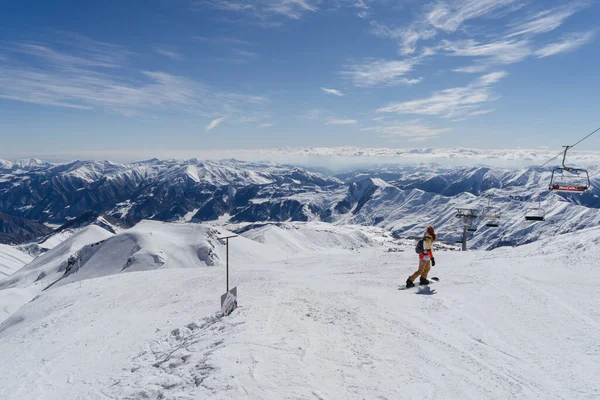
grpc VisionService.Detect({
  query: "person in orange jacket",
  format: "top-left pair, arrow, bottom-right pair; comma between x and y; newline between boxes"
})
406,226 -> 436,288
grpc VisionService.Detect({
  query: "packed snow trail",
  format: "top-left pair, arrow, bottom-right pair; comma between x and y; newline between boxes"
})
1,229 -> 600,399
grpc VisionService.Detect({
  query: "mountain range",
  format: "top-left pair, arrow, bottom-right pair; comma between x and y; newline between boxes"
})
1,157 -> 598,249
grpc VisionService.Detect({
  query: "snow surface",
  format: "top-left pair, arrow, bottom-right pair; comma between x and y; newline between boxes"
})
0,244 -> 32,277
0,226 -> 114,324
0,245 -> 34,322
239,222 -> 394,254
38,230 -> 76,250
1,221 -> 599,399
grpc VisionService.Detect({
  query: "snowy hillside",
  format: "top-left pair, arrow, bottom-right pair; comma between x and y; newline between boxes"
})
0,245 -> 32,277
237,222 -> 398,253
0,222 -> 599,399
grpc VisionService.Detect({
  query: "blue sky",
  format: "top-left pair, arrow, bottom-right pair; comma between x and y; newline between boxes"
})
1,0 -> 599,160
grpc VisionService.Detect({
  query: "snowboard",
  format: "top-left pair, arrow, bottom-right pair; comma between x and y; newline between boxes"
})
398,277 -> 439,290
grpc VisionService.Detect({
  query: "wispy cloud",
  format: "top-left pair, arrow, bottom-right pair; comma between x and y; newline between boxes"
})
439,38 -> 532,65
377,71 -> 507,119
205,116 -> 228,131
361,120 -> 451,139
370,22 -> 436,56
426,0 -> 519,33
2,40 -> 128,69
453,65 -> 489,73
195,0 -> 320,21
321,87 -> 344,96
326,118 -> 358,125
0,34 -> 266,117
194,0 -> 380,23
342,58 -> 423,87
535,30 -> 597,58
258,122 -> 275,128
507,3 -> 589,38
154,47 -> 185,60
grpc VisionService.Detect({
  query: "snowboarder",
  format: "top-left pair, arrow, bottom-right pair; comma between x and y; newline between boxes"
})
406,226 -> 436,288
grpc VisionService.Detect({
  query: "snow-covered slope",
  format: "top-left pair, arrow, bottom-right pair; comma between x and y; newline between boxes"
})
0,225 -> 114,291
238,222 -> 394,253
0,244 -> 33,277
0,221 -> 287,324
50,220 -> 285,289
1,223 -> 599,399
0,225 -> 114,323
0,244 -> 32,277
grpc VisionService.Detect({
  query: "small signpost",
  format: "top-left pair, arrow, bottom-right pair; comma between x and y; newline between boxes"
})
218,234 -> 238,316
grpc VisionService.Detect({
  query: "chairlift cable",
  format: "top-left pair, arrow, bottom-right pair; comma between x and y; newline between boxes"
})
537,125 -> 600,169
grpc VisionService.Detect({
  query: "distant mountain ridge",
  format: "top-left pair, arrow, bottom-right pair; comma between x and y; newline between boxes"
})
0,158 -> 599,249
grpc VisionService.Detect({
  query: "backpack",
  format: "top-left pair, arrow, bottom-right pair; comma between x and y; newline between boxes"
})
415,239 -> 424,254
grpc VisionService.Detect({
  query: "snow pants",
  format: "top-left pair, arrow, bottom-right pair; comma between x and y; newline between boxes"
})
409,259 -> 430,281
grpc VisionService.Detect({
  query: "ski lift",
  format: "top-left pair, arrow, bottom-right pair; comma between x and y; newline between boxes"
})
482,197 -> 501,228
524,197 -> 545,222
549,146 -> 590,193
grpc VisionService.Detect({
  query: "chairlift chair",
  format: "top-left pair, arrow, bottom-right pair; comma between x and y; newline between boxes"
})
524,198 -> 545,222
549,146 -> 591,193
482,197 -> 501,228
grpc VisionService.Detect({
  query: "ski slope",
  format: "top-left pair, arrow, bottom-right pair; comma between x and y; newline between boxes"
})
0,223 -> 599,399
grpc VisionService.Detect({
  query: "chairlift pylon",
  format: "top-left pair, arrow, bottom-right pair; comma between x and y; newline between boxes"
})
549,145 -> 590,193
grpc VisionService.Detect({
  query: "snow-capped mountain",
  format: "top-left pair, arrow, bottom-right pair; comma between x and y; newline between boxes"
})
0,157 -> 599,250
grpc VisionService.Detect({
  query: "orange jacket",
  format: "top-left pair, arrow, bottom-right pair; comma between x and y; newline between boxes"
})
419,233 -> 434,260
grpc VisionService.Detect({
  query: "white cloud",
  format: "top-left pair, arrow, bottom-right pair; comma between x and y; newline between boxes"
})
258,122 -> 275,128
439,38 -> 532,64
426,0 -> 519,33
326,118 -> 358,125
365,0 -> 592,78
361,120 -> 451,138
377,72 -> 507,119
4,39 -> 128,69
205,116 -> 228,131
321,87 -> 344,96
342,58 -> 423,87
194,0 -> 380,23
535,31 -> 596,58
454,65 -> 489,73
507,3 -> 589,38
154,47 -> 184,60
468,109 -> 494,116
370,22 -> 437,56
195,0 -> 320,20
0,35 -> 266,117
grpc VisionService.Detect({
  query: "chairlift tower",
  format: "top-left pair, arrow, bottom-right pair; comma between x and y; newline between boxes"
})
455,208 -> 480,251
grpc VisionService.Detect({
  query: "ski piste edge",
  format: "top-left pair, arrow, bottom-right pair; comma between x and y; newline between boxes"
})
398,277 -> 439,290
